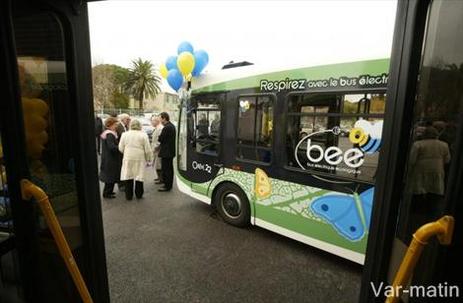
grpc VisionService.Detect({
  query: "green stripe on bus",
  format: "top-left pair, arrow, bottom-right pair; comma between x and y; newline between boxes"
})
193,58 -> 389,93
255,204 -> 368,254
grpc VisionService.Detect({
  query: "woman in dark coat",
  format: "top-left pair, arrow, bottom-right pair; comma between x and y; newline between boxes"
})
100,117 -> 122,198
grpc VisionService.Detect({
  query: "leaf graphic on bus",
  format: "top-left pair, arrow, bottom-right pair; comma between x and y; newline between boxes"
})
255,168 -> 272,199
358,187 -> 374,229
310,188 -> 374,241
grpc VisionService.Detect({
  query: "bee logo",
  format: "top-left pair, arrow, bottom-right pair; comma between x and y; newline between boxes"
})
349,120 -> 382,154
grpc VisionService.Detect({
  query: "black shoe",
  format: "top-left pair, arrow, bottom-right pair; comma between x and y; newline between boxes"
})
158,188 -> 171,192
126,197 -> 133,201
103,194 -> 116,199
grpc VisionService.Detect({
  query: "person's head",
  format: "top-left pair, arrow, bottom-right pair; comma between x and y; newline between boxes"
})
424,126 -> 439,139
151,115 -> 161,127
119,113 -> 131,126
160,112 -> 170,125
432,121 -> 446,132
105,117 -> 119,131
130,119 -> 142,131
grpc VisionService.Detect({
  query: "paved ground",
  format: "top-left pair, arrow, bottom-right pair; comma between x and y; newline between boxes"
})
101,168 -> 362,303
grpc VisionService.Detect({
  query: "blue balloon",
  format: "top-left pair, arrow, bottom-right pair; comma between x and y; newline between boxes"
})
178,41 -> 194,55
167,69 -> 184,91
192,50 -> 209,77
166,56 -> 178,70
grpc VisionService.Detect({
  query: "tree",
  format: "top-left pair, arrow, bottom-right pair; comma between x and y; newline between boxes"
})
113,65 -> 130,94
126,58 -> 162,110
92,64 -> 116,110
111,91 -> 130,109
92,64 -> 130,110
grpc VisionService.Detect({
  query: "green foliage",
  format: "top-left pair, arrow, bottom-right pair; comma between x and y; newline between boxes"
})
126,58 -> 162,110
111,91 -> 130,109
113,65 -> 130,93
92,64 -> 130,110
343,102 -> 358,114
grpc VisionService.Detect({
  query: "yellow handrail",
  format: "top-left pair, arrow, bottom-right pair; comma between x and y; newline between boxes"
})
21,179 -> 93,303
385,215 -> 454,303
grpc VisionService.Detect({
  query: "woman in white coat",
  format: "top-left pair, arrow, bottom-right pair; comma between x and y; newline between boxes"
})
118,119 -> 153,200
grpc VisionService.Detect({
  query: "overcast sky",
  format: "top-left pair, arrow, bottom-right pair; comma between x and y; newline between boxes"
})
88,0 -> 397,73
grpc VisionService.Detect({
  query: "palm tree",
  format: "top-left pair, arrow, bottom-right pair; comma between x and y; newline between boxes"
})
126,58 -> 162,111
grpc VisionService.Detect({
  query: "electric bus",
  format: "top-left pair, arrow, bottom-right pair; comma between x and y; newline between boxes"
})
175,58 -> 389,264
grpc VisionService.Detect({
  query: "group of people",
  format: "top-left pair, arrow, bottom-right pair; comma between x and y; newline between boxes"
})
96,112 -> 176,200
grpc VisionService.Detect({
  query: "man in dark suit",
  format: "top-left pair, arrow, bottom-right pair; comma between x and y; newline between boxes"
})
116,113 -> 130,138
115,113 -> 130,192
95,115 -> 103,154
158,112 -> 176,192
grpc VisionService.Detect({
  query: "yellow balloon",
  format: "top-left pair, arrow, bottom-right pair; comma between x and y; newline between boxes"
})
177,52 -> 195,76
160,63 -> 168,79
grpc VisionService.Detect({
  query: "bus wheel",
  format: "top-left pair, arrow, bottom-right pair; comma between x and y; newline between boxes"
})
214,183 -> 250,227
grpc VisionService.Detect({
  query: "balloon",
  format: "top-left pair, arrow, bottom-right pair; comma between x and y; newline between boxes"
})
166,56 -> 178,70
177,41 -> 194,54
191,50 -> 209,77
159,63 -> 168,78
177,52 -> 195,76
167,69 -> 184,91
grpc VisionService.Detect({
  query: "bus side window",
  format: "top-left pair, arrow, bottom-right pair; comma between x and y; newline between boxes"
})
237,95 -> 273,163
193,98 -> 221,155
286,92 -> 386,182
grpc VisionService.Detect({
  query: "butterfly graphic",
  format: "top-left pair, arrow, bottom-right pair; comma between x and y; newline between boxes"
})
310,187 -> 374,241
255,168 -> 271,199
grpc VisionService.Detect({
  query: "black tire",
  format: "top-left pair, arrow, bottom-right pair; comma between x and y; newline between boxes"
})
214,183 -> 250,227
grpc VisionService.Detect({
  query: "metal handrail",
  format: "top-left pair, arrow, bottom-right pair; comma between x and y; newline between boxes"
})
21,179 -> 93,303
385,215 -> 454,303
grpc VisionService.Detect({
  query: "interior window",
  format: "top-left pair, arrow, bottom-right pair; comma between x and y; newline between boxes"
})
13,12 -> 86,301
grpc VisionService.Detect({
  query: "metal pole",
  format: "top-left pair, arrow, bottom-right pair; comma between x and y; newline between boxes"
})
21,179 -> 94,303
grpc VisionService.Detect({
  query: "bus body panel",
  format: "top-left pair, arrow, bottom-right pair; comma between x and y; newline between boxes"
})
176,58 -> 390,264
177,167 -> 368,264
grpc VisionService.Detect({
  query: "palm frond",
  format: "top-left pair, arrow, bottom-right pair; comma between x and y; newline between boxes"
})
126,58 -> 162,110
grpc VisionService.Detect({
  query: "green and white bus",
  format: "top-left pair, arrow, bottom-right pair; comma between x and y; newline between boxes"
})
175,59 -> 389,264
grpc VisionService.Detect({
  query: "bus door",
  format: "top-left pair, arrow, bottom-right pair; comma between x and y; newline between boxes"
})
183,93 -> 225,189
361,0 -> 463,301
0,1 -> 109,302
